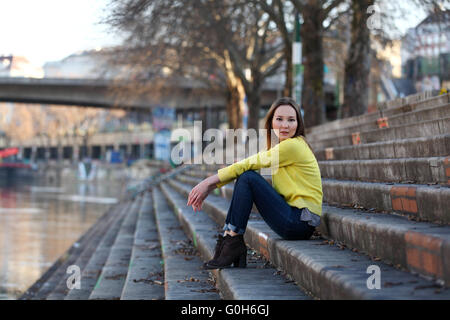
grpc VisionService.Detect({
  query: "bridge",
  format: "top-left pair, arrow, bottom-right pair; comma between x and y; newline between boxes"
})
0,76 -> 280,163
0,77 -> 278,111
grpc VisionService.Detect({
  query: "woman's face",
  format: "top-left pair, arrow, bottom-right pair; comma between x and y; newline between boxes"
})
271,105 -> 298,142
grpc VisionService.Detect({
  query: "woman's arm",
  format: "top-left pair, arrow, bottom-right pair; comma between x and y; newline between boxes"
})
217,138 -> 302,186
187,174 -> 220,212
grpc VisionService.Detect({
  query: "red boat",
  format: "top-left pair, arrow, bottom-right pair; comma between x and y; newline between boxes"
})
0,148 -> 33,179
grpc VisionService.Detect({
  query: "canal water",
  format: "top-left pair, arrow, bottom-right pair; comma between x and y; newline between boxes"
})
0,178 -> 125,300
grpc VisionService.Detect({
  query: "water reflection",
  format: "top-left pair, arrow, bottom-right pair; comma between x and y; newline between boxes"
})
0,178 -> 124,300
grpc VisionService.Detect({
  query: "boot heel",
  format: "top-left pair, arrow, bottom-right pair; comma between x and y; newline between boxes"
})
233,252 -> 247,268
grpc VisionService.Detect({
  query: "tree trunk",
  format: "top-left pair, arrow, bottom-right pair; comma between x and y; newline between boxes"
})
246,91 -> 261,131
342,0 -> 373,118
283,45 -> 293,97
225,84 -> 243,130
301,1 -> 326,127
224,49 -> 245,130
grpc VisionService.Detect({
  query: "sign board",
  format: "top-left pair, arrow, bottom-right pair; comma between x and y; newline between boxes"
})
152,106 -> 176,131
154,129 -> 171,161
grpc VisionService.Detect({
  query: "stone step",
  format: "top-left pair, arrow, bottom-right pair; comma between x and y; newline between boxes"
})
46,202 -> 125,300
308,103 -> 450,142
318,157 -> 449,185
88,195 -> 142,300
183,157 -> 450,186
322,179 -> 450,225
307,93 -> 449,136
120,191 -> 165,300
176,170 -> 450,286
314,134 -> 450,161
166,178 -> 450,299
310,117 -> 450,150
159,181 -> 311,300
178,171 -> 450,225
22,201 -> 120,300
379,92 -> 449,112
65,201 -> 131,300
182,132 -> 449,167
152,187 -> 220,300
21,167 -> 190,300
318,204 -> 450,286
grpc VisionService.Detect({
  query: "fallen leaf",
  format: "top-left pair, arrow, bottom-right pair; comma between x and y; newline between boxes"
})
384,281 -> 403,287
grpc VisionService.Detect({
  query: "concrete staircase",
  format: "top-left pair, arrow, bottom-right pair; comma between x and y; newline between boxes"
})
20,165 -> 308,300
20,92 -> 450,300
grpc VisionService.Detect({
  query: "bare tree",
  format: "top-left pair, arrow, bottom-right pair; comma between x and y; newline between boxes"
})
288,0 -> 347,127
0,103 -> 35,145
341,0 -> 374,117
341,0 -> 448,117
256,0 -> 348,126
255,0 -> 296,97
103,0 -> 285,130
0,102 -> 125,162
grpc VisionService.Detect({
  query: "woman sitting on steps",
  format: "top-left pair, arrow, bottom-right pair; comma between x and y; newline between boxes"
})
186,97 -> 323,269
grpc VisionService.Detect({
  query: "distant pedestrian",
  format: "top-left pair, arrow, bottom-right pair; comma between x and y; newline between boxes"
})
187,97 -> 323,269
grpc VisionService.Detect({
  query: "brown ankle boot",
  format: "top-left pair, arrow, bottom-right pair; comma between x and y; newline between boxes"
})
204,234 -> 227,267
204,234 -> 247,269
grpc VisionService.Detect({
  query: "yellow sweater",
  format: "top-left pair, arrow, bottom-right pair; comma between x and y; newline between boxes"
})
215,136 -> 323,216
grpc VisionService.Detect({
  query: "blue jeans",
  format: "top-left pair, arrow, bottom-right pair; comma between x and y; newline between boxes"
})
223,170 -> 316,240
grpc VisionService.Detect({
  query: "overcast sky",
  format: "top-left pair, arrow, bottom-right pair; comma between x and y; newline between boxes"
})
0,0 -> 443,68
0,0 -> 121,67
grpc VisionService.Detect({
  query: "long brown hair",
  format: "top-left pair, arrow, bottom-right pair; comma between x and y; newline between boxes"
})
263,97 -> 313,151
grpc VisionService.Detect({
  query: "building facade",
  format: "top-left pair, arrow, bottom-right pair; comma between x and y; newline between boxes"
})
401,9 -> 450,92
0,55 -> 43,78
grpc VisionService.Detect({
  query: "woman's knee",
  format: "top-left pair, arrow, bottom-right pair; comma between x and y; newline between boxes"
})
237,170 -> 260,182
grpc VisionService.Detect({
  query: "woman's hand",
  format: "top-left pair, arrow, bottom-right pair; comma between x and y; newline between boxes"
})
187,174 -> 220,212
